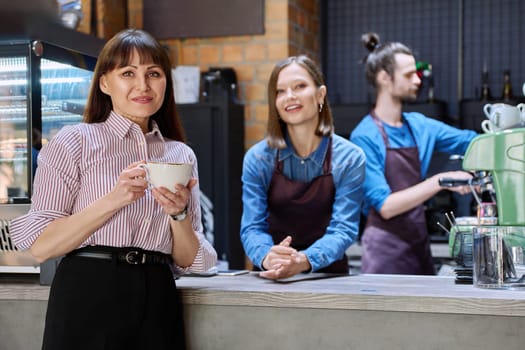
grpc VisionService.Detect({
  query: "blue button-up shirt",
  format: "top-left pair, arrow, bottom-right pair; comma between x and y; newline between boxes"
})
240,134 -> 366,271
350,112 -> 477,216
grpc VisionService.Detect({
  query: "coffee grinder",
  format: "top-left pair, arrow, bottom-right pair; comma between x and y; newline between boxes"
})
462,127 -> 525,288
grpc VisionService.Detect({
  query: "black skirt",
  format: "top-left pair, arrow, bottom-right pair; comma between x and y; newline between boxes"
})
42,246 -> 185,350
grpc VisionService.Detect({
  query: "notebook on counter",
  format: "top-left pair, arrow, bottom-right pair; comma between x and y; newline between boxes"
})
258,272 -> 350,284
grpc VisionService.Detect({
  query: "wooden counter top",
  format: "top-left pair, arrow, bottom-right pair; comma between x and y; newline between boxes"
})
176,272 -> 525,317
2,272 -> 525,317
0,277 -> 49,301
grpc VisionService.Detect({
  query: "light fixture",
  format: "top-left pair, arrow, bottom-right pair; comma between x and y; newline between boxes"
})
57,0 -> 83,30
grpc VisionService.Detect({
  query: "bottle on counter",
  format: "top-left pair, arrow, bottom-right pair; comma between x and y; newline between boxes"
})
480,66 -> 491,101
415,61 -> 435,103
501,69 -> 513,101
426,64 -> 435,103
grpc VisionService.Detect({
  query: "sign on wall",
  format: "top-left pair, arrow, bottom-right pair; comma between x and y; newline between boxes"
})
144,0 -> 265,39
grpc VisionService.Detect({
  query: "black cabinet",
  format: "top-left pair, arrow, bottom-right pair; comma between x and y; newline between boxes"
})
403,100 -> 450,125
177,100 -> 245,269
331,103 -> 370,138
331,101 -> 449,139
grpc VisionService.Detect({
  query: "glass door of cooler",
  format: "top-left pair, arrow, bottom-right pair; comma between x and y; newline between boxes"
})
0,55 -> 29,204
0,50 -> 94,205
41,58 -> 93,149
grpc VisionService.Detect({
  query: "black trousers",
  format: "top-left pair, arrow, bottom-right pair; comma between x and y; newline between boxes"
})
42,252 -> 185,350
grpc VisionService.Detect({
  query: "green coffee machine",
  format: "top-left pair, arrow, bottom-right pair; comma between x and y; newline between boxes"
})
462,128 -> 525,288
462,127 -> 525,226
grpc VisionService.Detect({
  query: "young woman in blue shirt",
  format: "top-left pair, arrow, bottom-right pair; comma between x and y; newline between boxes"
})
240,55 -> 366,280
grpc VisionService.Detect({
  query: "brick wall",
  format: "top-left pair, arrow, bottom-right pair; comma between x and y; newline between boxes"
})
91,0 -> 320,149
77,0 -> 127,38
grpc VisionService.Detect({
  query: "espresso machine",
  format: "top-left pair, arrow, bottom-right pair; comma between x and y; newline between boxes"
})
460,127 -> 525,288
462,128 -> 525,226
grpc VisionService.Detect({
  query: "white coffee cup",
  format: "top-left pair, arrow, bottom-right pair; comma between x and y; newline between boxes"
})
517,103 -> 525,127
482,103 -> 522,133
139,162 -> 192,192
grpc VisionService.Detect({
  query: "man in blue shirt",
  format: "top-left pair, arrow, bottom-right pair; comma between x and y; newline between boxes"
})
241,55 -> 365,279
350,33 -> 477,275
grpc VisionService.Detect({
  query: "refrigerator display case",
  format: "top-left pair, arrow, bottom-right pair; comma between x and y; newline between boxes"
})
0,34 -> 101,212
0,29 -> 103,275
0,52 -> 95,204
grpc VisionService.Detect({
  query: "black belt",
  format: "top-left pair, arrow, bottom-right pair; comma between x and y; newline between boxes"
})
68,246 -> 173,265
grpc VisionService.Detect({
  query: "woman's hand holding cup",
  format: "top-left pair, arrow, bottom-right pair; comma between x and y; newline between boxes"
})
138,162 -> 192,192
138,161 -> 195,218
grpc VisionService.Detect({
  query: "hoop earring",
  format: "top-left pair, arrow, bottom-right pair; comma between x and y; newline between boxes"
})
319,103 -> 324,113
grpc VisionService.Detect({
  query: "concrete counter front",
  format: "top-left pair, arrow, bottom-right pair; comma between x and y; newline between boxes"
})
177,273 -> 525,350
2,273 -> 525,349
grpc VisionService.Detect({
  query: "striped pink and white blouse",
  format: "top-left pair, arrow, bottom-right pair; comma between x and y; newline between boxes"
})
10,111 -> 217,274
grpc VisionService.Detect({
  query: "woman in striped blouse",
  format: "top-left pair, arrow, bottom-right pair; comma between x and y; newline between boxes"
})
10,29 -> 217,349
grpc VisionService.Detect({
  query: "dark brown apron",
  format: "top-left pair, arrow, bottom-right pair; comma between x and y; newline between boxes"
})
267,138 -> 348,273
361,113 -> 435,275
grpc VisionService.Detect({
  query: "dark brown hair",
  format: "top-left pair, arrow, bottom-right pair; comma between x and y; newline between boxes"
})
266,55 -> 333,149
83,28 -> 185,142
361,32 -> 413,89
